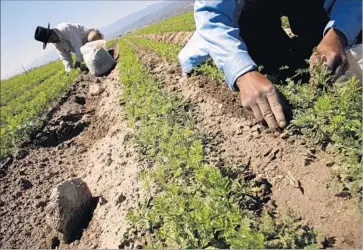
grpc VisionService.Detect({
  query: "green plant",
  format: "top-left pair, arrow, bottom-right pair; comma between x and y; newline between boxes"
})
118,38 -> 318,249
126,14 -> 362,202
278,64 -> 362,202
0,67 -> 79,158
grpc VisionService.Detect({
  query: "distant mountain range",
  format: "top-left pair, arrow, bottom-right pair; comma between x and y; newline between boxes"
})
24,1 -> 194,73
101,1 -> 194,39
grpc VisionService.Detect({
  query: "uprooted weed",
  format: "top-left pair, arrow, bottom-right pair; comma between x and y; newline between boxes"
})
117,39 -> 318,249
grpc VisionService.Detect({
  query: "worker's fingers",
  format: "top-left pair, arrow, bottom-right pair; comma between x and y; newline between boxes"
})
249,102 -> 263,123
257,96 -> 278,128
266,88 -> 287,128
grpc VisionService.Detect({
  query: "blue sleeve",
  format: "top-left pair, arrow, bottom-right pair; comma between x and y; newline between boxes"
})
324,0 -> 362,47
194,0 -> 257,91
178,32 -> 210,74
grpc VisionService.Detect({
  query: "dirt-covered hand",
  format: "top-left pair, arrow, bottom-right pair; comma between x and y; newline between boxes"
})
74,61 -> 82,69
310,28 -> 348,79
236,70 -> 286,129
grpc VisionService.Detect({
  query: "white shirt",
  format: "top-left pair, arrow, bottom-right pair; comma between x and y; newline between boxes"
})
53,23 -> 97,72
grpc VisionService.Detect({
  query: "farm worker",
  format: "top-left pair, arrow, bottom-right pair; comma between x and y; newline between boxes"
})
34,23 -> 104,73
178,0 -> 362,129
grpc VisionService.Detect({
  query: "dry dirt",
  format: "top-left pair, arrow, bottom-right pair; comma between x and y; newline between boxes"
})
132,42 -> 362,249
0,46 -> 147,249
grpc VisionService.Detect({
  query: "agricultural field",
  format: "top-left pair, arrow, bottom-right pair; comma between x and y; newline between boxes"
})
0,11 -> 361,250
119,12 -> 362,248
0,61 -> 79,157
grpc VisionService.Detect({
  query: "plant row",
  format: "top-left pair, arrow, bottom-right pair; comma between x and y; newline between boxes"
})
117,38 -> 318,249
0,70 -> 79,158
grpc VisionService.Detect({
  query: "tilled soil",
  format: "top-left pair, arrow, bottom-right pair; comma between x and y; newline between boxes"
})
132,43 -> 362,249
0,47 -> 147,248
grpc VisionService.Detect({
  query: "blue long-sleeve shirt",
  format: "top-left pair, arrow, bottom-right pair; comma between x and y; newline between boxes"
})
178,0 -> 362,91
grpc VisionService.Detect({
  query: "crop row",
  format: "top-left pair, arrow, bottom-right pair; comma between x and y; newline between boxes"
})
117,38 -> 318,248
1,61 -> 64,106
0,70 -> 79,158
126,32 -> 362,204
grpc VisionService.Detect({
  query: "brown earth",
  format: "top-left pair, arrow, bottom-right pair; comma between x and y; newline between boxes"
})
0,46 -> 148,249
131,42 -> 362,249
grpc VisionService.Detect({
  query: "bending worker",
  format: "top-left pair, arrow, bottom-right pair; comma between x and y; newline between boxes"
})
179,0 -> 362,129
34,23 -> 104,73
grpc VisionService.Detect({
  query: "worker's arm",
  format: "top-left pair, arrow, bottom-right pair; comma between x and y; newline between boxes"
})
194,0 -> 286,128
194,0 -> 257,91
324,0 -> 362,47
178,32 -> 210,75
55,47 -> 73,72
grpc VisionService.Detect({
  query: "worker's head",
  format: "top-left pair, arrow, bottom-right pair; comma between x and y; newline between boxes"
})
88,30 -> 104,42
34,23 -> 59,49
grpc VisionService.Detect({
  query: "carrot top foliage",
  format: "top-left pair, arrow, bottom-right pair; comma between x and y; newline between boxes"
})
118,38 -> 318,249
127,11 -> 362,204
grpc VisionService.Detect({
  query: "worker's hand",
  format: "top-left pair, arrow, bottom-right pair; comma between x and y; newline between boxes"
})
236,70 -> 286,129
74,61 -> 82,69
310,28 -> 348,79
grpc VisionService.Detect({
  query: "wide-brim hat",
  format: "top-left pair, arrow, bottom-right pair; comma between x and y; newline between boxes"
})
34,23 -> 50,49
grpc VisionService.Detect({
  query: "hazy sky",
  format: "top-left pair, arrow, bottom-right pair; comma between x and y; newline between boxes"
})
1,0 -> 159,79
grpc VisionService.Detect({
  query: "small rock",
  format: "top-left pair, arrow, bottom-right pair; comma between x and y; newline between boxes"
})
96,78 -> 101,83
19,178 -> 33,190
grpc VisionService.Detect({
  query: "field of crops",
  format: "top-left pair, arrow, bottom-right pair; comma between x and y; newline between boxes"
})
117,12 -> 362,248
0,61 -> 79,158
0,10 -> 361,249
126,13 -> 362,202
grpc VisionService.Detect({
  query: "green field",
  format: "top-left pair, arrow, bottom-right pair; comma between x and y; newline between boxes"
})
0,61 -> 79,158
1,10 -> 361,249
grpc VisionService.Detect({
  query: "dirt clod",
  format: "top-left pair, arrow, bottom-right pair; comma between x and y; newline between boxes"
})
46,178 -> 93,244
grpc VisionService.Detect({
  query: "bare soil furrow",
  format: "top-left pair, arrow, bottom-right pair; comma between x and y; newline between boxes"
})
0,46 -> 145,249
